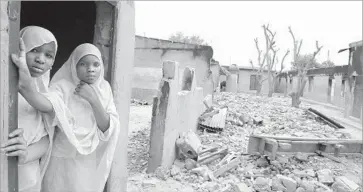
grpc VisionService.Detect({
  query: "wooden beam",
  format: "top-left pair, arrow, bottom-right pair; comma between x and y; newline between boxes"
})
1,1 -> 20,192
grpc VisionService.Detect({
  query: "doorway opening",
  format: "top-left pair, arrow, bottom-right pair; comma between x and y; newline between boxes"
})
20,1 -> 96,78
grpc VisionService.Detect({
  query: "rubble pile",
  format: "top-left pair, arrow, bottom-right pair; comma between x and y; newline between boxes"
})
127,92 -> 362,192
131,98 -> 150,106
213,92 -> 351,139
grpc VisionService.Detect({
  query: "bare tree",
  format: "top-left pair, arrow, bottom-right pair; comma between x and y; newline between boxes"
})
288,26 -> 323,107
250,24 -> 276,96
268,48 -> 290,97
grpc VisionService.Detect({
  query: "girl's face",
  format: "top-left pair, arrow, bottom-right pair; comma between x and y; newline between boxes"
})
76,55 -> 101,84
26,42 -> 56,77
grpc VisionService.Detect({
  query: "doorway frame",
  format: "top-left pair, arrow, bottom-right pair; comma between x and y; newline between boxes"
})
1,1 -> 132,192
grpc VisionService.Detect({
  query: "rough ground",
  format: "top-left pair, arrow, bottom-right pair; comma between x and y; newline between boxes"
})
127,93 -> 362,192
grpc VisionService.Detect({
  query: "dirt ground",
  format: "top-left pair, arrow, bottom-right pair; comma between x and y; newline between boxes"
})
127,93 -> 363,192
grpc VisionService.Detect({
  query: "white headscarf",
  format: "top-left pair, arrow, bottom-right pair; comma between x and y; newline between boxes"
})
20,26 -> 58,93
17,26 -> 57,192
44,43 -> 120,191
18,26 -> 58,145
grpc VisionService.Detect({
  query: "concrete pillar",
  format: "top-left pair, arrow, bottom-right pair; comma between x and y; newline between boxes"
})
327,75 -> 335,103
147,61 -> 179,173
106,1 -> 135,192
147,61 -> 206,173
308,76 -> 314,92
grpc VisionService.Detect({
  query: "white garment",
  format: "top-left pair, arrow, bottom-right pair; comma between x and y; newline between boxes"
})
17,26 -> 58,192
42,43 -> 120,192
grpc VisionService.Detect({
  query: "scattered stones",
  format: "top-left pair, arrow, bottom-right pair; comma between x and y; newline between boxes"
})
128,92 -> 363,192
170,165 -> 181,177
127,183 -> 140,192
277,174 -> 298,192
277,155 -> 290,165
317,169 -> 334,185
185,158 -> 197,170
271,178 -> 287,191
204,182 -> 219,192
331,176 -> 360,192
142,178 -> 160,188
295,152 -> 309,162
173,159 -> 186,169
256,156 -> 270,167
254,177 -> 270,191
154,166 -> 170,180
294,169 -> 316,178
231,182 -> 252,192
296,187 -> 306,192
300,180 -> 315,192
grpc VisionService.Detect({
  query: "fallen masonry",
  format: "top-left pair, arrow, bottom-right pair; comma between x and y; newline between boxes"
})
130,91 -> 362,192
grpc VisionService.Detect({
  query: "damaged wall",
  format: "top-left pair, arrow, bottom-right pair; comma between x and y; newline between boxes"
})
147,61 -> 206,173
132,36 -> 213,102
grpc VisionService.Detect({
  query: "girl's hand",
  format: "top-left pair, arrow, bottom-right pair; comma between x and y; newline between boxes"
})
74,81 -> 98,104
11,38 -> 32,88
1,128 -> 28,164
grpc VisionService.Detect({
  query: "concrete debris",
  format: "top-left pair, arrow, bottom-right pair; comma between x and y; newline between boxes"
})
331,176 -> 361,192
277,174 -> 298,192
176,131 -> 202,160
131,98 -> 149,106
295,152 -> 310,162
185,158 -> 197,170
153,166 -> 170,181
254,177 -> 271,191
127,92 -> 362,192
271,177 -> 287,191
317,169 -> 335,185
170,165 -> 181,177
231,182 -> 253,192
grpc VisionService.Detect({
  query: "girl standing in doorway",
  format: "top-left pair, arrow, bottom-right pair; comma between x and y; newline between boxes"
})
1,26 -> 58,192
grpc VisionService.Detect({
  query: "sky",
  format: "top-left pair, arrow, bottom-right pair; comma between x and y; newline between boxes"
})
135,1 -> 362,70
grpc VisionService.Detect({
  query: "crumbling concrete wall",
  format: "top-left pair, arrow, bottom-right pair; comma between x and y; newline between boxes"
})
147,61 -> 205,173
132,36 -> 213,103
210,63 -> 220,92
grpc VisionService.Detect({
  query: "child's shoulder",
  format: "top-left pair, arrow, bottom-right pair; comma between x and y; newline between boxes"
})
50,79 -> 74,91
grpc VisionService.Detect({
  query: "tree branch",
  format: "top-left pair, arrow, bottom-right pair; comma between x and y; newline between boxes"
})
249,59 -> 256,71
297,40 -> 303,58
288,26 -> 297,62
280,49 -> 290,73
254,38 -> 262,66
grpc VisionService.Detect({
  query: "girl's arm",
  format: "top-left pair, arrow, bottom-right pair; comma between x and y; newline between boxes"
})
19,82 -> 54,113
24,135 -> 49,163
89,96 -> 110,132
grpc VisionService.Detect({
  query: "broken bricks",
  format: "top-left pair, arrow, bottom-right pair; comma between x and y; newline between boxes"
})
176,131 -> 202,160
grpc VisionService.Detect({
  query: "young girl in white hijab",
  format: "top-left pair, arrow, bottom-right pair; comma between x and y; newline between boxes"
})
11,43 -> 120,192
1,26 -> 58,192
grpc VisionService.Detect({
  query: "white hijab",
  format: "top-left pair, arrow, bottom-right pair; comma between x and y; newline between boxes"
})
44,43 -> 120,191
18,25 -> 58,145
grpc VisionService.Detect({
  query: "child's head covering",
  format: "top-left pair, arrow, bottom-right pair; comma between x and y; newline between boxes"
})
51,43 -> 109,104
20,26 -> 58,92
17,25 -> 58,191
